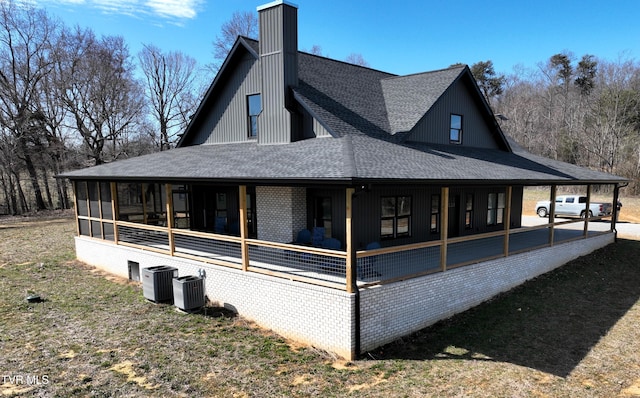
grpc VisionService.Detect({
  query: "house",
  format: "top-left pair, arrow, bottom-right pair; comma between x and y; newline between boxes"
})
60,1 -> 627,359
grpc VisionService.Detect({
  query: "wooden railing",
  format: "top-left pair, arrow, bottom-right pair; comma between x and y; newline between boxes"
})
78,214 -> 613,292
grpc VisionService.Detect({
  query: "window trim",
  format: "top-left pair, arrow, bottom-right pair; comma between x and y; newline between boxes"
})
381,195 -> 412,239
487,191 -> 506,226
465,193 -> 474,230
450,113 -> 463,144
430,194 -> 440,233
247,94 -> 261,138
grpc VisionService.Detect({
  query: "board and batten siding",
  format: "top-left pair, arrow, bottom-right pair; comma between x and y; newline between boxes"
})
409,80 -> 500,149
188,54 -> 262,145
352,185 -> 524,250
258,2 -> 298,144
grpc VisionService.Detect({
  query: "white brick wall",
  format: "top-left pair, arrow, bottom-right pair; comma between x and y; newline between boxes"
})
358,233 -> 615,352
75,232 -> 614,359
256,186 -> 306,243
75,237 -> 356,358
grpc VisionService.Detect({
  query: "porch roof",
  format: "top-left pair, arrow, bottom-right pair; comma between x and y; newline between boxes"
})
60,134 -> 626,185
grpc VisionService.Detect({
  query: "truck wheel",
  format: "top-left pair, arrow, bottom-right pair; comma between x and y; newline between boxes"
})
537,207 -> 548,217
580,210 -> 593,219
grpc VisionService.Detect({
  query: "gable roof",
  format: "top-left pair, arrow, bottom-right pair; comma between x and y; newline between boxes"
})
61,37 -> 626,186
381,67 -> 464,135
176,37 -> 259,147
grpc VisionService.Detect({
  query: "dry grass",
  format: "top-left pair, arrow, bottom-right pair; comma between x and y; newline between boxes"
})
1,213 -> 640,397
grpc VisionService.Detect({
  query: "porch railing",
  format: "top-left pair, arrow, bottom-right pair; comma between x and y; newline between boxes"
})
107,214 -> 612,291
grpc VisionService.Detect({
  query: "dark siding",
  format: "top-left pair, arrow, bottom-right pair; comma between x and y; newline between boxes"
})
352,186 -> 441,250
307,188 -> 346,245
410,80 -> 500,149
351,185 -> 525,249
258,2 -> 298,144
190,185 -> 239,233
189,54 -> 261,145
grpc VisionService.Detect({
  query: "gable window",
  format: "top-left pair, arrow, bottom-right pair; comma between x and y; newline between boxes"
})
465,194 -> 474,229
247,94 -> 261,138
487,192 -> 506,226
430,194 -> 440,233
381,196 -> 411,239
450,114 -> 462,144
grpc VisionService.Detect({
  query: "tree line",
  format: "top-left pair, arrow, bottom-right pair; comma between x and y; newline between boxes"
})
1,4 -> 638,215
475,54 -> 640,195
0,3 -> 202,214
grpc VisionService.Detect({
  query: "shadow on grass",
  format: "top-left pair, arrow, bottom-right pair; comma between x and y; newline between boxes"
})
368,238 -> 640,377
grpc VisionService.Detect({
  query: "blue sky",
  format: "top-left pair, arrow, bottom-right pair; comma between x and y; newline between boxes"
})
21,0 -> 640,76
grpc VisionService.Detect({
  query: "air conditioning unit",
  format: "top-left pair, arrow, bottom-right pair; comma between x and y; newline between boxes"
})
172,276 -> 205,312
142,266 -> 178,302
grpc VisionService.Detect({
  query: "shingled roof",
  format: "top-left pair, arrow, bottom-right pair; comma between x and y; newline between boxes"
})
61,37 -> 627,186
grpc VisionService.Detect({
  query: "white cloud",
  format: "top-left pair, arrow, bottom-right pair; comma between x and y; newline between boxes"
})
22,0 -> 203,21
145,0 -> 201,20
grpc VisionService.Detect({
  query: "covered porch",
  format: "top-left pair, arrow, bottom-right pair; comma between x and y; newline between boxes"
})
74,181 -> 621,292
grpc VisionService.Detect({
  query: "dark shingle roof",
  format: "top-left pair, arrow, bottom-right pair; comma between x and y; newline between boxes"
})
381,67 -> 465,134
61,38 -> 627,185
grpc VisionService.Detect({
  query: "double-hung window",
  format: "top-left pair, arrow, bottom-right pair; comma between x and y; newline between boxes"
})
450,114 -> 462,144
247,94 -> 261,138
430,194 -> 440,233
465,194 -> 474,229
381,196 -> 411,239
487,192 -> 506,226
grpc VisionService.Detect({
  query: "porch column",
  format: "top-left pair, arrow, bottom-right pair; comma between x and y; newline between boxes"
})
611,184 -> 620,233
346,187 -> 355,293
549,185 -> 557,246
583,184 -> 591,237
165,183 -> 174,255
239,185 -> 249,271
72,181 -> 80,237
110,182 -> 119,243
440,187 -> 449,272
503,186 -> 512,256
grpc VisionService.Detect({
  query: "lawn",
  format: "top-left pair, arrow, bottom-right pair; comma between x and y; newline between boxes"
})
1,213 -> 640,397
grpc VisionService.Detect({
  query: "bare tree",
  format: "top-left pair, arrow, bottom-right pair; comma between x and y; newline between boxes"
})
0,2 -> 58,211
209,11 -> 258,73
308,45 -> 323,56
139,44 -> 198,150
344,53 -> 369,67
56,27 -> 145,165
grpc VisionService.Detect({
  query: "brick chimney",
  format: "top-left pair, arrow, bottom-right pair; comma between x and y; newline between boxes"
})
257,1 -> 298,144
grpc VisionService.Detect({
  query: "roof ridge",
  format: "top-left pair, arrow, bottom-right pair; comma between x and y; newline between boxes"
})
298,50 -> 397,76
381,65 -> 466,81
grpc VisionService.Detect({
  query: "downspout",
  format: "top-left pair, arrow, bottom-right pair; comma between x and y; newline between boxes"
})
353,274 -> 361,360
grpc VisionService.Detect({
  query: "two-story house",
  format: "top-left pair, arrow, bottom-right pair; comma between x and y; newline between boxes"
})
61,1 -> 626,359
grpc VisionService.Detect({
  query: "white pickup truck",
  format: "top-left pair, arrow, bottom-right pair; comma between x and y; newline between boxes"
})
535,195 -> 613,218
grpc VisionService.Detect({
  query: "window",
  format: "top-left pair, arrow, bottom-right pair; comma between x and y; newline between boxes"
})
430,194 -> 440,233
450,114 -> 462,144
465,194 -> 474,229
247,94 -> 261,138
315,197 -> 332,238
381,196 -> 411,239
487,192 -> 506,226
